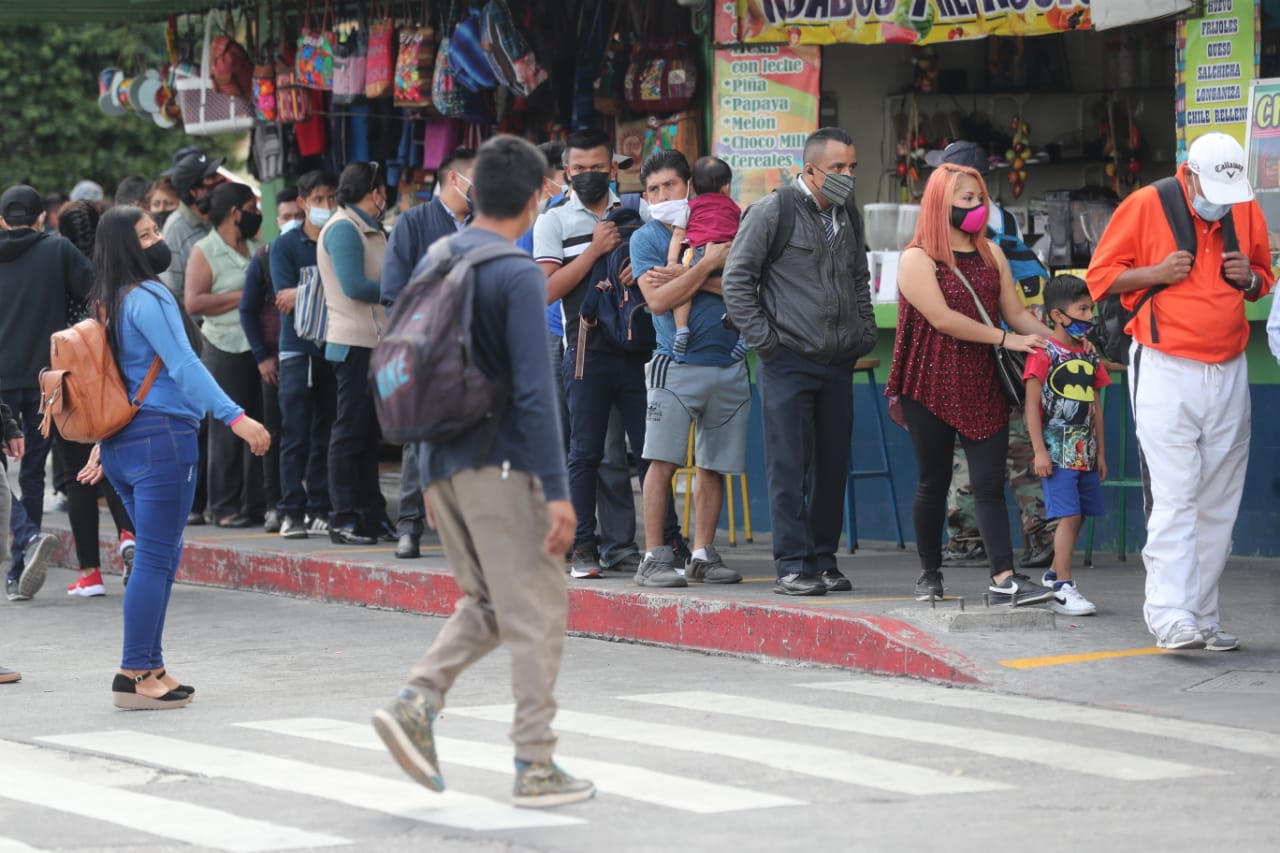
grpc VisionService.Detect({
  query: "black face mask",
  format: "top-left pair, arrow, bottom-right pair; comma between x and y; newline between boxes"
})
152,209 -> 174,230
238,210 -> 263,240
143,240 -> 173,277
571,171 -> 611,205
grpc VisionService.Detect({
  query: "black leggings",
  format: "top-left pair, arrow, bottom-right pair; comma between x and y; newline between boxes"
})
54,434 -> 133,570
900,397 -> 1013,576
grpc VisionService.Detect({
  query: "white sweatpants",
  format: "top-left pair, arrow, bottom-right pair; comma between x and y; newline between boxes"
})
1130,344 -> 1251,639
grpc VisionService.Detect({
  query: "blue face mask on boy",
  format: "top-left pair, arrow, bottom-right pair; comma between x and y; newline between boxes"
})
1063,316 -> 1096,339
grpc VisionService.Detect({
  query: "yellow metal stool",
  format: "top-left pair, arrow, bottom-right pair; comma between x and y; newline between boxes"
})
671,425 -> 754,546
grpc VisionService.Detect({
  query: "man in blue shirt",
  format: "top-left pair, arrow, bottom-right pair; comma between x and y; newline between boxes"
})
380,148 -> 475,559
372,134 -> 594,809
268,170 -> 338,540
631,151 -> 747,587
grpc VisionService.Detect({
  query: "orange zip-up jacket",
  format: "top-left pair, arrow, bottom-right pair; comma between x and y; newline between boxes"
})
1086,165 -> 1273,364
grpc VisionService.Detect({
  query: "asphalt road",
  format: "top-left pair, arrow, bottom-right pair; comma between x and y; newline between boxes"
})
2,581 -> 1278,853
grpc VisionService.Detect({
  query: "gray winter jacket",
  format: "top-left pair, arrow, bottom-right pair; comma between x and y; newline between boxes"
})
721,182 -> 876,365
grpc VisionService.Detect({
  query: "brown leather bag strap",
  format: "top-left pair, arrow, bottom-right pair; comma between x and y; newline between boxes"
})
131,357 -> 164,407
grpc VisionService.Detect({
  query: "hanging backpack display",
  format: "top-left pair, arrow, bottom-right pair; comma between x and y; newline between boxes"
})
332,19 -> 368,104
448,7 -> 498,91
480,0 -> 548,98
394,11 -> 436,109
432,3 -> 471,116
297,0 -> 335,91
365,4 -> 396,98
210,9 -> 254,99
625,38 -> 697,115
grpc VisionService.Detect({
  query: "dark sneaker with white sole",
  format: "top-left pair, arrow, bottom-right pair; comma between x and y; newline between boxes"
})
19,533 -> 55,599
513,760 -> 595,809
686,545 -> 741,584
774,572 -> 827,596
6,577 -> 27,602
988,572 -> 1054,605
569,545 -> 603,580
634,549 -> 687,588
914,570 -> 945,601
820,568 -> 852,592
372,687 -> 445,792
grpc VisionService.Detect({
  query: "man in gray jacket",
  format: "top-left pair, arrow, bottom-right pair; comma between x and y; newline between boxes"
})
722,127 -> 876,596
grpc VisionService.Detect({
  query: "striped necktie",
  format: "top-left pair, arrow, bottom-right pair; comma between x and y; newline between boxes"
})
821,210 -> 836,247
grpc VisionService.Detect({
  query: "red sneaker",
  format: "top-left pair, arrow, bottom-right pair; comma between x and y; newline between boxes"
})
118,532 -> 136,587
67,570 -> 106,598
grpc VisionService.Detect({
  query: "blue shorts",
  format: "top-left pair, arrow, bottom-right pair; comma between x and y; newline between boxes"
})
1042,467 -> 1105,519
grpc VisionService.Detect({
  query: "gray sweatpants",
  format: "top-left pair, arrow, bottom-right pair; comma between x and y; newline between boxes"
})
408,467 -> 568,763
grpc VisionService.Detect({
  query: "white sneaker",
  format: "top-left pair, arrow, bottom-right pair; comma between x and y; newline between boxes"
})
1050,582 -> 1096,616
1201,626 -> 1240,651
1157,623 -> 1207,650
305,515 -> 330,534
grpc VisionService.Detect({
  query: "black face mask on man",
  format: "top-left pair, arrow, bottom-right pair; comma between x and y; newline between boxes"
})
571,171 -> 611,205
143,240 -> 172,277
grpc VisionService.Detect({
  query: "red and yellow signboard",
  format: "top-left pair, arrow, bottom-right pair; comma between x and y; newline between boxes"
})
734,0 -> 1092,46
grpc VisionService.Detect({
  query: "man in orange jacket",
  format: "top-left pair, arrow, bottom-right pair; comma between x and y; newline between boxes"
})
1087,132 -> 1273,651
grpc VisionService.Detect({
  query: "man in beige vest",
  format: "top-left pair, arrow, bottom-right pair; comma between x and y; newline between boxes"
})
317,162 -> 392,545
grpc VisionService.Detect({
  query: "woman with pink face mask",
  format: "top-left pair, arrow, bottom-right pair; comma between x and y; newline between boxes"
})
886,164 -> 1055,606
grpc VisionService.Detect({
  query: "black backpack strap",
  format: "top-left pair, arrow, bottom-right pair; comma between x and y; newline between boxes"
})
765,186 -> 795,269
1153,177 -> 1197,259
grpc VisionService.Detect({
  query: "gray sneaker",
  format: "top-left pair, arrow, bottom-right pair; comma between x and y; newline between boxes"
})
372,688 -> 445,792
686,545 -> 741,584
1201,626 -> 1240,651
1157,623 -> 1207,650
513,760 -> 596,809
634,549 -> 688,588
19,533 -> 55,600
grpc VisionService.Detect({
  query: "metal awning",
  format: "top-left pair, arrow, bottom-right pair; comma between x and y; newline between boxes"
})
0,1 -> 226,24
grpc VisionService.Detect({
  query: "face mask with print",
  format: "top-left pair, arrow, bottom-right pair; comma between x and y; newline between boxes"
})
648,198 -> 690,229
1191,193 -> 1231,222
950,203 -> 988,234
308,205 -> 333,228
810,166 -> 855,206
1063,316 -> 1096,339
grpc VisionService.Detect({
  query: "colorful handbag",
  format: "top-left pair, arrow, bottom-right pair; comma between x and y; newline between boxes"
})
480,0 -> 547,98
332,20 -> 367,104
448,8 -> 497,91
365,5 -> 396,98
625,38 -> 697,115
276,45 -> 312,125
173,11 -> 256,136
394,19 -> 436,108
252,14 -> 278,122
296,0 -> 335,91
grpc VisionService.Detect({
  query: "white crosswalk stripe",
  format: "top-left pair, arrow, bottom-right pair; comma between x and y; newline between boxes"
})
237,717 -> 806,814
0,761 -> 347,852
625,691 -> 1220,781
38,730 -> 581,832
799,680 -> 1280,759
447,705 -> 1012,795
0,837 -> 42,853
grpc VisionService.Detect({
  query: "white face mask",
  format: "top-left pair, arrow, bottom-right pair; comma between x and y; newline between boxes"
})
280,218 -> 303,234
648,198 -> 690,229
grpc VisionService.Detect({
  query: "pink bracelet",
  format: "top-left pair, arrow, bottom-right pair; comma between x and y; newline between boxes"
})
229,413 -> 246,427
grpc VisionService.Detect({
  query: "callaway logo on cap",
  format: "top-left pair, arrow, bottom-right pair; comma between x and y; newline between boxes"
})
1187,132 -> 1254,205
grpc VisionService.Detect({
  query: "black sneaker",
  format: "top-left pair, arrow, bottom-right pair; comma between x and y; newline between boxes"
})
773,573 -> 827,596
820,568 -> 852,592
569,544 -> 602,580
914,570 -> 944,601
988,573 -> 1054,606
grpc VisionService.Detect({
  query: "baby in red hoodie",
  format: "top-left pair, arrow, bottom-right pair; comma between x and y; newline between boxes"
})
664,157 -> 743,359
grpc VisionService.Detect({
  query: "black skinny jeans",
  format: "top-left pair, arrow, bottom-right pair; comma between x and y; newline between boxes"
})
53,432 -> 134,569
900,397 -> 1013,576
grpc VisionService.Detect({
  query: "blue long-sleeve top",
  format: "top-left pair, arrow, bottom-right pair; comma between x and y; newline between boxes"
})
323,207 -> 383,304
381,198 -> 469,307
238,249 -> 277,364
417,228 -> 568,502
115,281 -> 242,429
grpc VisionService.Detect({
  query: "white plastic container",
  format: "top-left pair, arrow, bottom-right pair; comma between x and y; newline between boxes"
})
863,203 -> 900,252
895,204 -> 921,250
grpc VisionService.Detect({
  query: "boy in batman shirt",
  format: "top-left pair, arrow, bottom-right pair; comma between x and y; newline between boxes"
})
1023,275 -> 1110,617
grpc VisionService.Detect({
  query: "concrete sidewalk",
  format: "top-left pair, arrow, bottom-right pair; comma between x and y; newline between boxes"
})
40,511 -> 1280,695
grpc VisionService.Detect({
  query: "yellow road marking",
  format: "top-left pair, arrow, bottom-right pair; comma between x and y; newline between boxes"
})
999,647 -> 1172,669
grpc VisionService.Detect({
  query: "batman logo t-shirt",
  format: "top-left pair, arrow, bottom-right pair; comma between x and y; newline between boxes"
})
1023,340 -> 1111,470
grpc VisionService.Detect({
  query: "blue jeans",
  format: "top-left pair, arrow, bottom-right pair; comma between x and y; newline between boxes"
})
277,354 -> 335,519
101,412 -> 199,671
2,388 -> 49,578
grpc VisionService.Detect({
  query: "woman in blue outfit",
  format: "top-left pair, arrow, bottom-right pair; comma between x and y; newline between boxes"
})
79,207 -> 271,710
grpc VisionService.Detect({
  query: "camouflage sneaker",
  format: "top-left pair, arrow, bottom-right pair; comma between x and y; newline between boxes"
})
513,760 -> 596,809
634,549 -> 688,588
685,545 -> 742,584
372,687 -> 445,792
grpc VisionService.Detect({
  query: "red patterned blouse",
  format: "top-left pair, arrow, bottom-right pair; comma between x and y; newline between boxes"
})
885,251 -> 1009,441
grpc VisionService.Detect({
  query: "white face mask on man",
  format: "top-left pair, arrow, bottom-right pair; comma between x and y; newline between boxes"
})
648,197 -> 690,229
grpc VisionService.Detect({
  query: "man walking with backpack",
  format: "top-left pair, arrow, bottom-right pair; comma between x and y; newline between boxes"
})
1087,132 -> 1272,650
0,184 -> 93,601
371,134 -> 594,809
723,128 -> 877,596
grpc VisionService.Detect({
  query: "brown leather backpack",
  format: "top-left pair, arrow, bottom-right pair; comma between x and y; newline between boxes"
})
39,318 -> 162,444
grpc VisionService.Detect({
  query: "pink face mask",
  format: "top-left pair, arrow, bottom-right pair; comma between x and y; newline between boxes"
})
950,203 -> 987,234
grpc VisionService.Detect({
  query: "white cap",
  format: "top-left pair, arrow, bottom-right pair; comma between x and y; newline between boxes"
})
1186,132 -> 1253,205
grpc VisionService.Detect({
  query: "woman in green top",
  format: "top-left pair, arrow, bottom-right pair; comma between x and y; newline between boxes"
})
185,183 -> 264,529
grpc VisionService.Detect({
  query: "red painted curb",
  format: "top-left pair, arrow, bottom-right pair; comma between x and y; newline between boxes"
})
54,531 -> 982,684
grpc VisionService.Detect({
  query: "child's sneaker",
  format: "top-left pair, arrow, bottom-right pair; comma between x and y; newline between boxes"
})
672,327 -> 691,359
1040,569 -> 1058,588
67,569 -> 106,598
1051,581 -> 1096,616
